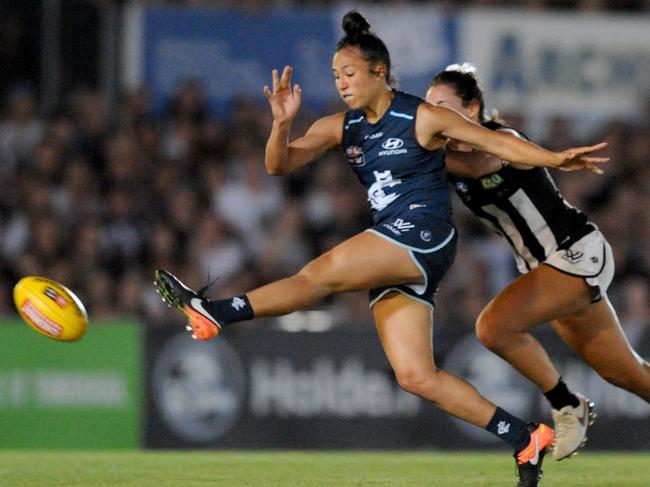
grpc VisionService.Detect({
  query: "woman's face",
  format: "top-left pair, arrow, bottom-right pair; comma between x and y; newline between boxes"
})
332,47 -> 385,109
426,83 -> 477,122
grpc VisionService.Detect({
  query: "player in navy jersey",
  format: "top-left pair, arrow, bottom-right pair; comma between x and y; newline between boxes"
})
155,12 -> 607,486
426,63 -> 650,463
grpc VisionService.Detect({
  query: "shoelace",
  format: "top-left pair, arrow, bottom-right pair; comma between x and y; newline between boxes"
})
197,271 -> 219,298
554,407 -> 576,438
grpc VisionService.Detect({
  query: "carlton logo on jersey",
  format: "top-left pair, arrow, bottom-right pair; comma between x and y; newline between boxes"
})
368,170 -> 402,211
378,138 -> 407,157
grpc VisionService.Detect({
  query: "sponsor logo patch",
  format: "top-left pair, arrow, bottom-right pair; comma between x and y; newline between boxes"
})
382,218 -> 415,236
21,299 -> 63,336
480,173 -> 504,190
381,138 -> 404,150
378,138 -> 407,157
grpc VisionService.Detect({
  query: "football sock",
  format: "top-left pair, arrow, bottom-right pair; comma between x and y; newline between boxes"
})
485,406 -> 530,451
544,378 -> 580,409
206,294 -> 254,325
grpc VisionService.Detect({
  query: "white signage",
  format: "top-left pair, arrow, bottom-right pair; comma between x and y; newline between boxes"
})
459,9 -> 650,135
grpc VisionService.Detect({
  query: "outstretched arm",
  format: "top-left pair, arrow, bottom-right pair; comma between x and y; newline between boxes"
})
417,104 -> 608,174
264,66 -> 341,175
444,150 -> 504,179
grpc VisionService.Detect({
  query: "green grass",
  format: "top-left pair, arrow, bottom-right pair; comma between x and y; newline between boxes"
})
0,450 -> 648,486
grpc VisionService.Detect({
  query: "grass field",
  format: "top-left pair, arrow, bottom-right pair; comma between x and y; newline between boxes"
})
1,450 -> 648,486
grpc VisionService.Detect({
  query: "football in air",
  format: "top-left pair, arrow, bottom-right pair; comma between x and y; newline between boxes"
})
13,276 -> 88,342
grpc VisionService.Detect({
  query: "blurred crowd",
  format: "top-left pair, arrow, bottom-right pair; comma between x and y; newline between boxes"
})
0,78 -> 649,339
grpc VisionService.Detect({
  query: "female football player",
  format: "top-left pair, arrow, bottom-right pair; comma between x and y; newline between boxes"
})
426,63 -> 649,461
155,11 -> 607,485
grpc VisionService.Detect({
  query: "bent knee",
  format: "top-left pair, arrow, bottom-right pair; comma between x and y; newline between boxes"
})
394,368 -> 437,397
475,309 -> 503,349
297,252 -> 345,292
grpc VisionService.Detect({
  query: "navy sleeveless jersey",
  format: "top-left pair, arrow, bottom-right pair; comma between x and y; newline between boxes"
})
341,91 -> 451,225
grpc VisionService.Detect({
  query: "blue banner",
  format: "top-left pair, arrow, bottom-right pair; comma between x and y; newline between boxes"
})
144,8 -> 336,117
141,7 -> 458,117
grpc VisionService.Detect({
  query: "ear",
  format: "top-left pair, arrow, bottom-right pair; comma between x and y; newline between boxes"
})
373,64 -> 387,80
468,99 -> 481,120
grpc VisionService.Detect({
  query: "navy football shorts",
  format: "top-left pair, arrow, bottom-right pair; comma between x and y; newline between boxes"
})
366,215 -> 457,309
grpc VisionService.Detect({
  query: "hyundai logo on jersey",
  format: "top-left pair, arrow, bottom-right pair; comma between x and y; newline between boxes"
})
378,138 -> 407,157
381,138 -> 404,150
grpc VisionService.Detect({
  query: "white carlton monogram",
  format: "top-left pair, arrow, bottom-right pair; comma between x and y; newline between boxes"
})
368,170 -> 402,211
231,297 -> 246,311
497,421 -> 511,435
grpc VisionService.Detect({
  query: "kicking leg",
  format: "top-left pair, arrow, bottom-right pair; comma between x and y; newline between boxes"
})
247,231 -> 422,316
155,231 -> 423,338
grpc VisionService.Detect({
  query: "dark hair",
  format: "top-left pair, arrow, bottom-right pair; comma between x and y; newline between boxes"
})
430,70 -> 486,123
336,11 -> 394,86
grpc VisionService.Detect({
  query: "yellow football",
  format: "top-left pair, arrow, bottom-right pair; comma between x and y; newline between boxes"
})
13,276 -> 88,342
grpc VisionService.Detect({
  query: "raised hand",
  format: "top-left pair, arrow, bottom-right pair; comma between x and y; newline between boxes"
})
557,142 -> 609,174
263,66 -> 302,124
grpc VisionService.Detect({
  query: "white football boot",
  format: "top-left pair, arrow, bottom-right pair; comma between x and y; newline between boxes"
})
551,392 -> 597,461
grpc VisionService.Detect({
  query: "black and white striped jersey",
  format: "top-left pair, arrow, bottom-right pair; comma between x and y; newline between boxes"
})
449,121 -> 594,273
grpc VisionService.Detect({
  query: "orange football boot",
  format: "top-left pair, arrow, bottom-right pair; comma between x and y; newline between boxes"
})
154,269 -> 221,341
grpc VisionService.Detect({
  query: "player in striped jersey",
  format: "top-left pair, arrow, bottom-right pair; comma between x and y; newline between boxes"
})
426,64 -> 650,461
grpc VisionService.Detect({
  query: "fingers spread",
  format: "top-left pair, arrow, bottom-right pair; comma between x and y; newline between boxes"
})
272,69 -> 280,93
582,157 -> 609,164
588,141 -> 608,151
280,66 -> 292,90
574,142 -> 609,155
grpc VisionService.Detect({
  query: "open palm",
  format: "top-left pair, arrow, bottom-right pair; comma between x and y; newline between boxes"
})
558,142 -> 609,174
263,66 -> 302,124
